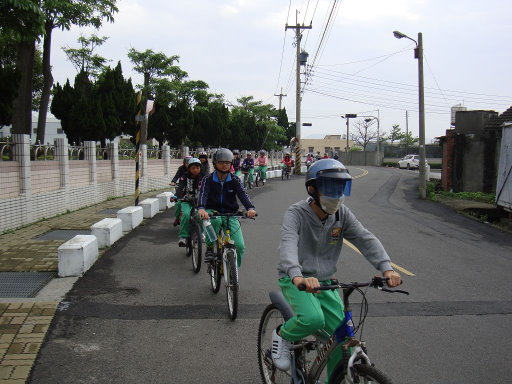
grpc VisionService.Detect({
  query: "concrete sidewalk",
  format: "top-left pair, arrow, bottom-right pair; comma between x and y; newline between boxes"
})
0,189 -> 173,383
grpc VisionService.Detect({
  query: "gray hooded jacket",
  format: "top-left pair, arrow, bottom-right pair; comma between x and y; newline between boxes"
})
278,198 -> 393,281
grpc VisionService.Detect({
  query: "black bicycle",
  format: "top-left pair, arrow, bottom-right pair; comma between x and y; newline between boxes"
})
257,276 -> 408,384
281,164 -> 291,180
242,168 -> 253,189
175,197 -> 203,273
206,211 -> 254,320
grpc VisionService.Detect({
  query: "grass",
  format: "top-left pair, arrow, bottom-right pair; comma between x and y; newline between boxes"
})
426,180 -> 495,204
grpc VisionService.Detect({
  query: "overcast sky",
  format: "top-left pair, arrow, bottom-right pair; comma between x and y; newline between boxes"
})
50,0 -> 512,143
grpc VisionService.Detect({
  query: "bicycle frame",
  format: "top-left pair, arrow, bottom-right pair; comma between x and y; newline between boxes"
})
272,280 -> 402,384
291,305 -> 370,384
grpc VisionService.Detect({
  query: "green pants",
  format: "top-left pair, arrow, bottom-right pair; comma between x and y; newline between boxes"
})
256,165 -> 268,180
174,201 -> 182,218
235,170 -> 242,177
244,168 -> 254,183
205,211 -> 245,267
279,276 -> 345,382
178,202 -> 194,238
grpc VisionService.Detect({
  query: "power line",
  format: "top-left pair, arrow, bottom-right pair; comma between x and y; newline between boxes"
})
311,69 -> 512,105
275,0 -> 292,94
312,67 -> 512,100
306,88 -> 451,115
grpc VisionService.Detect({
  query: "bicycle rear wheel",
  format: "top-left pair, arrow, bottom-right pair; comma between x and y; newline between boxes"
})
224,249 -> 239,320
190,222 -> 202,273
257,304 -> 292,384
330,363 -> 393,384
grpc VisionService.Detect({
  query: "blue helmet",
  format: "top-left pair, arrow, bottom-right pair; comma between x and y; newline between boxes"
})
306,159 -> 352,198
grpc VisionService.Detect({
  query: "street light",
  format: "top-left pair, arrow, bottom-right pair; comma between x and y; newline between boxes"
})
362,115 -> 380,166
393,30 -> 427,199
341,114 -> 357,164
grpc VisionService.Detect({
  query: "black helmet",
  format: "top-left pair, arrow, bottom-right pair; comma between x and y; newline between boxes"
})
213,148 -> 234,164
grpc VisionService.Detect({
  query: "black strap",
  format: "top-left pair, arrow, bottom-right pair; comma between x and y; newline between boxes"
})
335,210 -> 340,222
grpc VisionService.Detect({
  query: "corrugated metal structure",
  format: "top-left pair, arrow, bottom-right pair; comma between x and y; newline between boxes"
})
496,122 -> 512,212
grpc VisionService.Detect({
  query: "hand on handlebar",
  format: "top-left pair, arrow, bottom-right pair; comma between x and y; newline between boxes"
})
246,209 -> 257,219
383,270 -> 401,288
198,209 -> 209,220
293,276 -> 320,293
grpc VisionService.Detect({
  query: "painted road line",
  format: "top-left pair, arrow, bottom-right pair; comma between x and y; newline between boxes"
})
343,239 -> 416,277
352,168 -> 369,179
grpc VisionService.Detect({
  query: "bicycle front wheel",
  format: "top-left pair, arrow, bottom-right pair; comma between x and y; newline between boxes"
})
257,304 -> 291,384
224,249 -> 239,320
330,363 -> 393,384
209,242 -> 222,293
255,173 -> 260,187
190,222 -> 202,273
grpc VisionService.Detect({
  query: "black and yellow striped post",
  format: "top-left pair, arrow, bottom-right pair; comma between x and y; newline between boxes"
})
291,137 -> 302,175
134,92 -> 145,206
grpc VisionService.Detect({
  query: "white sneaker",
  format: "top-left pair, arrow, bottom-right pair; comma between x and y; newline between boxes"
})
271,328 -> 291,371
178,238 -> 187,247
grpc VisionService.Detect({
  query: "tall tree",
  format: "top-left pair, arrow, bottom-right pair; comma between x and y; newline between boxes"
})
1,0 -> 45,135
62,34 -> 109,78
36,0 -> 118,145
351,119 -> 378,151
385,124 -> 403,146
127,48 -> 181,145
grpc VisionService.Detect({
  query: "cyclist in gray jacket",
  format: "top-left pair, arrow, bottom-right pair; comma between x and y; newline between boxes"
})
271,159 -> 401,380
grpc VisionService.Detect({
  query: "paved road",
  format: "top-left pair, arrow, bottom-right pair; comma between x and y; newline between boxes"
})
29,167 -> 512,383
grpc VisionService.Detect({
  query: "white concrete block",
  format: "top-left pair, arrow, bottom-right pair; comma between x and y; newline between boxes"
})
58,235 -> 99,277
156,192 -> 175,210
301,165 -> 307,173
139,198 -> 159,218
91,218 -> 123,248
117,206 -> 143,231
276,169 -> 283,178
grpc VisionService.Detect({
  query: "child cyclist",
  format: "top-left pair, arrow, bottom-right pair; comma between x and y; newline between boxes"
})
281,152 -> 294,173
255,149 -> 269,185
241,152 -> 255,187
198,148 -> 257,267
173,158 -> 203,247
232,150 -> 242,176
271,159 -> 401,380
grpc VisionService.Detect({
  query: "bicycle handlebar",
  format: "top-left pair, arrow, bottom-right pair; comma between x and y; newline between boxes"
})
298,276 -> 409,295
208,211 -> 258,220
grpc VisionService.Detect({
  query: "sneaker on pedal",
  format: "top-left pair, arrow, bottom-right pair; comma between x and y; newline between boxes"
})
178,238 -> 187,247
204,247 -> 214,263
271,328 -> 291,371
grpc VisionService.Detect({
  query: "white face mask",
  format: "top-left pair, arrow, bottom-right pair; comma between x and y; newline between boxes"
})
319,195 -> 344,214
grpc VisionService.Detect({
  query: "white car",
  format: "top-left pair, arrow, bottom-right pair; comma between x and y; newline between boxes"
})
398,154 -> 427,170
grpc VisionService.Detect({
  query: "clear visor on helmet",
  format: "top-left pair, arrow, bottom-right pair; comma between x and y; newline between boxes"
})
316,176 -> 352,198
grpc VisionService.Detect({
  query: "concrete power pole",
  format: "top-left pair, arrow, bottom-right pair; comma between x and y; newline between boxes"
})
274,88 -> 287,110
286,12 -> 311,175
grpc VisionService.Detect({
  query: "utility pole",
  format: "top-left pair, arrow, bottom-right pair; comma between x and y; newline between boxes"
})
286,11 -> 311,175
406,110 -> 409,154
417,32 -> 427,199
274,87 -> 287,110
393,30 -> 426,199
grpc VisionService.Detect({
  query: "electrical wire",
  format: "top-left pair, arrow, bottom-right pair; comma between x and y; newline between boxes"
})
309,70 -> 511,107
311,67 -> 512,101
275,0 -> 293,94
